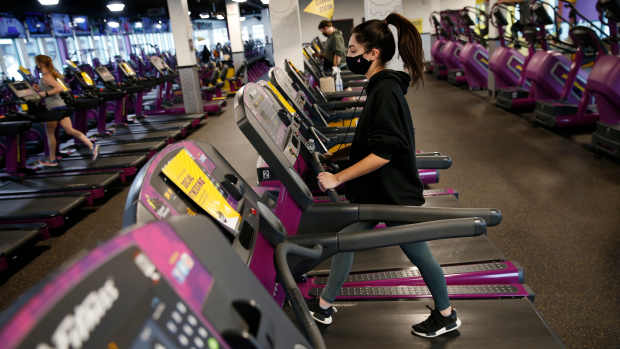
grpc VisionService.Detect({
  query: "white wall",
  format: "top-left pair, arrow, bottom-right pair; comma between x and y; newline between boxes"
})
298,0 -> 365,43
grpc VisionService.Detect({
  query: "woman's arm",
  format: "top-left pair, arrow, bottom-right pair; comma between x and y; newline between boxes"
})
39,74 -> 64,97
317,153 -> 389,191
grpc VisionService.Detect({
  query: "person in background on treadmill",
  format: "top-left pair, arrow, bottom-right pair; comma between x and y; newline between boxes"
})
311,13 -> 461,338
318,20 -> 346,75
32,55 -> 99,168
200,46 -> 211,63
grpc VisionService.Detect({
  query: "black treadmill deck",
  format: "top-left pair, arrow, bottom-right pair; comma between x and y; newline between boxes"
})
322,299 -> 563,348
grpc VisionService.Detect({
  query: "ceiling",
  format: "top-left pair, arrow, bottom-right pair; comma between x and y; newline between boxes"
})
2,0 -> 267,21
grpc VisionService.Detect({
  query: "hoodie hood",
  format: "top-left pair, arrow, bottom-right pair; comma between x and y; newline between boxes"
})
367,69 -> 411,95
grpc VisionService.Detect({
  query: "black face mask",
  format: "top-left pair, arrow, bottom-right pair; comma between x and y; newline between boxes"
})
346,53 -> 372,75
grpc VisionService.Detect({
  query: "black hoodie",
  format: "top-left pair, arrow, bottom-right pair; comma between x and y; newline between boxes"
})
345,69 -> 425,206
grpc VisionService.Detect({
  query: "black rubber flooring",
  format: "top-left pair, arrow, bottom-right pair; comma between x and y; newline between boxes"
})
0,80 -> 618,348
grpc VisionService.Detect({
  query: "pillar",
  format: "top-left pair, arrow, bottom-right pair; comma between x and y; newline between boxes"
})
268,0 -> 303,68
226,1 -> 245,70
167,0 -> 204,114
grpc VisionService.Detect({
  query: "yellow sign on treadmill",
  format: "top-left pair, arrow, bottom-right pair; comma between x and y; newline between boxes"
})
162,149 -> 241,232
267,82 -> 296,115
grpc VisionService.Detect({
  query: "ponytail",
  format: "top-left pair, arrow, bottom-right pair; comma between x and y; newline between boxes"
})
352,12 -> 424,86
385,13 -> 424,86
35,55 -> 63,80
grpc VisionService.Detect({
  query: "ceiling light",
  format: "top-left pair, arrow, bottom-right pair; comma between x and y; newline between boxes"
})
134,22 -> 143,28
38,0 -> 59,5
107,21 -> 120,28
106,1 -> 125,12
155,23 -> 162,29
188,11 -> 191,15
74,17 -> 86,24
199,13 -> 210,19
261,0 -> 269,4
240,16 -> 246,21
233,0 -> 247,2
216,14 -> 224,20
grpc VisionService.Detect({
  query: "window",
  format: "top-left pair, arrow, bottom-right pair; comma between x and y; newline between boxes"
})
78,36 -> 93,64
92,36 -> 109,63
242,27 -> 250,41
252,24 -> 265,43
22,40 -> 41,72
42,38 -> 63,69
65,37 -> 77,63
213,27 -> 229,46
0,39 -> 21,80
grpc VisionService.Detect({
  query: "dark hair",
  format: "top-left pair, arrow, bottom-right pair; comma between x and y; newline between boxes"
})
318,20 -> 333,29
352,13 -> 424,85
35,54 -> 63,80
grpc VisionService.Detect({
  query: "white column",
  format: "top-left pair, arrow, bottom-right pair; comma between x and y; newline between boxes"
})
226,1 -> 245,69
167,0 -> 203,114
364,0 -> 403,21
268,0 -> 303,68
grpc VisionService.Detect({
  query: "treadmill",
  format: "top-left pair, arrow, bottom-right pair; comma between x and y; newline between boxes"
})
0,223 -> 46,272
6,81 -> 148,181
124,140 -> 523,293
0,216 -> 311,349
121,142 -> 563,348
234,83 -> 524,277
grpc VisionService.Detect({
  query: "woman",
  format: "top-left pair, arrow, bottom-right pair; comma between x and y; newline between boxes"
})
33,55 -> 99,167
309,13 -> 460,338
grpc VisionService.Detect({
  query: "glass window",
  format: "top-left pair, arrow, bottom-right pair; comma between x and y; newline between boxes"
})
116,35 -> 128,60
22,40 -> 41,72
242,27 -> 250,41
252,24 -> 265,43
65,37 -> 77,63
0,39 -> 22,80
77,36 -> 93,64
92,36 -> 109,63
213,28 -> 229,46
42,38 -> 63,69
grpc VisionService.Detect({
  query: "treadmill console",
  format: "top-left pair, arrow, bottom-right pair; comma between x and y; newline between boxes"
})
0,216 -> 311,349
236,83 -> 314,209
7,81 -> 41,103
270,67 -> 308,117
96,66 -> 117,83
119,61 -> 138,78
124,140 -> 287,264
150,56 -> 172,75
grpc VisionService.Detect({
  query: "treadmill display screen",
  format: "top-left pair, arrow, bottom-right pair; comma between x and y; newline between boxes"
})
162,149 -> 241,233
9,82 -> 38,99
150,56 -> 167,74
245,85 -> 289,150
11,243 -> 222,349
96,66 -> 116,82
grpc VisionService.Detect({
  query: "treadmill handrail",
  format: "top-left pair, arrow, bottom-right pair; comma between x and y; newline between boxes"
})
287,217 -> 487,253
358,204 -> 502,226
311,152 -> 339,202
416,155 -> 453,170
275,242 -> 327,349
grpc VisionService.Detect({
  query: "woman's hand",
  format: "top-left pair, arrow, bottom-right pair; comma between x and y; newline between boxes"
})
317,172 -> 341,192
38,91 -> 46,97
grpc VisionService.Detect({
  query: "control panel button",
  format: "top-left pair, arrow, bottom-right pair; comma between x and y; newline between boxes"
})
187,314 -> 198,326
207,338 -> 219,349
194,337 -> 205,348
198,327 -> 208,338
179,334 -> 189,346
172,311 -> 183,323
176,302 -> 187,314
183,324 -> 194,336
167,321 -> 178,333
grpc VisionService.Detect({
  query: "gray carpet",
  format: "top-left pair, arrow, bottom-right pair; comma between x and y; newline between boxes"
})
0,80 -> 618,348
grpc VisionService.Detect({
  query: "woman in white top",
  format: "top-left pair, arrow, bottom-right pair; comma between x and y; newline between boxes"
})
33,55 -> 99,167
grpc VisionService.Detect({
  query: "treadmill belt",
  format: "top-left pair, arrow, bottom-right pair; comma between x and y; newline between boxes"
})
0,194 -> 86,220
89,130 -> 180,144
64,141 -> 166,158
313,235 -> 505,273
110,121 -> 193,134
323,299 -> 563,348
32,155 -> 146,175
138,113 -> 205,123
0,224 -> 42,257
0,173 -> 119,196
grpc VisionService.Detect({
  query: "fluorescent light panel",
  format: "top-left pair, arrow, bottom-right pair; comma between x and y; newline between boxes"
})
38,0 -> 59,5
106,1 -> 125,12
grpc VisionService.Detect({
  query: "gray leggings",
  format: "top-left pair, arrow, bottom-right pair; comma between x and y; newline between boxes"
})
320,221 -> 451,311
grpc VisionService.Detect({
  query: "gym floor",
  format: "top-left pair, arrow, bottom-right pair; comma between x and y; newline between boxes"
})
1,78 -> 618,348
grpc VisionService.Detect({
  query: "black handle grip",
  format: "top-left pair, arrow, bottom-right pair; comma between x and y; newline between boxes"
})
338,217 -> 487,252
416,155 -> 453,170
312,152 -> 339,202
358,205 -> 502,226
